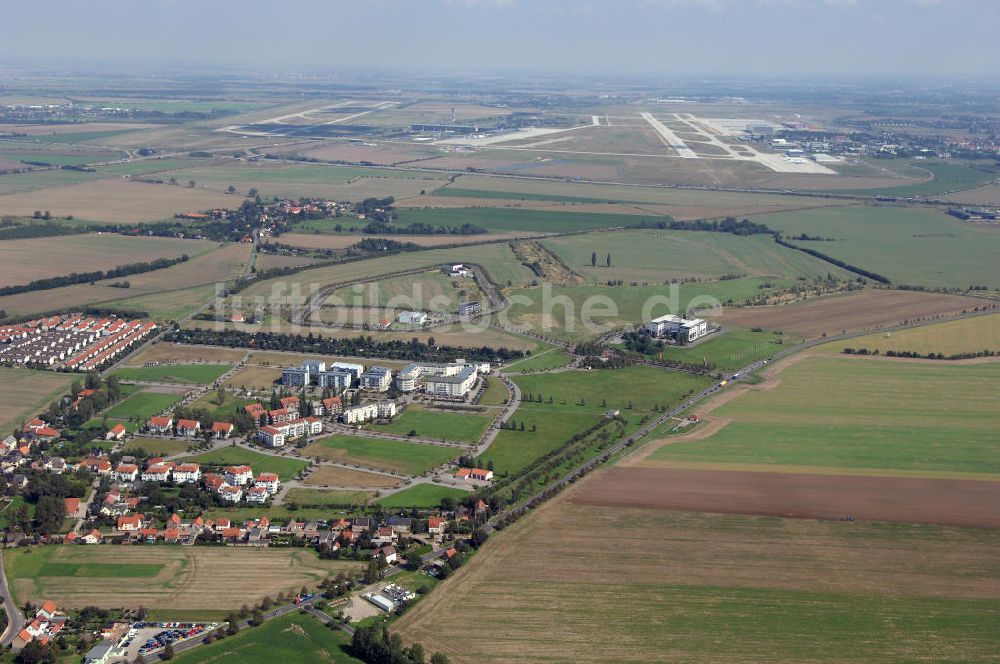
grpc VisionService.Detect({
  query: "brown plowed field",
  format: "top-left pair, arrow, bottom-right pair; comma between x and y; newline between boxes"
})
573,467 -> 1000,528
719,289 -> 987,338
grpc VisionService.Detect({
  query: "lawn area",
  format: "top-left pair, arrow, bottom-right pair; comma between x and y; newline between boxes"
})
102,390 -> 181,421
504,344 -> 571,372
829,160 -> 999,197
328,269 -> 484,313
110,363 -> 231,385
173,612 -> 362,664
396,496 -> 1000,663
184,447 -> 307,481
506,277 -> 789,343
632,326 -> 801,372
0,496 -> 34,531
647,355 -> 1000,477
478,376 -> 510,407
284,488 -> 373,507
301,436 -> 459,477
369,405 -> 491,443
184,392 -> 257,424
542,230 -> 850,283
749,205 -> 1000,289
821,312 -> 1000,357
483,366 -> 711,475
6,546 -> 163,581
121,437 -> 194,457
0,367 -> 73,434
377,484 -> 469,509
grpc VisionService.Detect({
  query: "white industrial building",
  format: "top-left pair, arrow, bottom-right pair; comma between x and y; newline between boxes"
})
397,311 -> 429,326
646,314 -> 709,344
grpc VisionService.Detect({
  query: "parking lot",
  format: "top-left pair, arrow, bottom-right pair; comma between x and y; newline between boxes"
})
116,622 -> 218,661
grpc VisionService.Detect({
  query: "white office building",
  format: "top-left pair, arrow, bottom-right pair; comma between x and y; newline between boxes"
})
318,369 -> 354,391
424,365 -> 478,397
645,314 -> 709,344
281,367 -> 311,387
360,366 -> 392,392
397,311 -> 428,326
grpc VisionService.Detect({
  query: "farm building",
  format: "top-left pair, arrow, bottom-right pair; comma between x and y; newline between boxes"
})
645,314 -> 709,344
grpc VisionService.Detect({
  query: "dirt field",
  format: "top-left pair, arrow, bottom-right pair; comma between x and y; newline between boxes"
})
272,231 -> 533,251
573,466 -> 1000,528
396,487 -> 1000,663
0,368 -> 73,433
719,289 -> 988,338
302,466 -> 401,489
127,343 -> 248,366
0,233 -> 213,286
224,365 -> 282,391
0,179 -> 236,223
8,546 -> 358,612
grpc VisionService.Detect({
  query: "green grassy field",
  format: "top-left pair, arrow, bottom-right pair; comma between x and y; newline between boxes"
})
542,230 -> 851,283
121,437 -> 193,457
302,435 -> 459,476
284,487 -> 373,507
504,344 -> 571,372
25,129 -> 144,144
376,484 -> 469,508
750,205 -> 1000,289
397,206 -> 655,233
173,612 -> 362,664
829,160 -> 998,197
649,355 -> 1000,477
111,363 -> 231,385
632,327 -> 801,372
0,168 -> 103,195
479,376 -> 511,407
7,546 -> 162,580
101,390 -> 181,421
184,447 -> 308,481
506,277 -> 788,342
484,366 -> 712,474
328,269 -> 484,312
369,405 -> 491,443
431,186 -> 616,204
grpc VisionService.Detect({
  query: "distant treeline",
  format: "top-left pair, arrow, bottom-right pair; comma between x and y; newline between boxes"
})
0,255 -> 189,297
774,236 -> 891,283
363,221 -> 488,236
630,216 -> 774,236
0,222 -> 85,240
842,347 -> 998,360
163,328 -> 526,364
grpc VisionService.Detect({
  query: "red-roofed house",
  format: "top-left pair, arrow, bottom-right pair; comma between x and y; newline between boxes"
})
105,423 -> 127,441
428,517 -> 446,535
176,419 -> 201,437
246,486 -> 269,504
268,408 -> 292,424
225,465 -> 254,486
148,416 -> 173,434
211,422 -> 234,439
244,403 -> 266,420
141,464 -> 171,482
375,545 -> 398,565
204,473 -> 225,492
321,396 -> 343,416
117,514 -> 145,532
173,463 -> 201,484
82,529 -> 101,545
64,497 -> 80,516
219,485 -> 243,503
456,467 -> 493,482
257,425 -> 286,448
114,463 -> 139,482
255,473 -> 280,494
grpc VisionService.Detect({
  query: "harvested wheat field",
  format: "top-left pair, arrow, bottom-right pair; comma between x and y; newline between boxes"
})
573,466 -> 1000,528
126,342 -> 248,366
0,179 -> 235,222
302,465 -> 401,489
6,546 -> 358,612
0,233 -> 214,286
719,289 -> 989,338
396,487 -> 1000,663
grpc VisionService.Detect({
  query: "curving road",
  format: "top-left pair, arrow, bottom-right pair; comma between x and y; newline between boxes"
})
0,551 -> 24,648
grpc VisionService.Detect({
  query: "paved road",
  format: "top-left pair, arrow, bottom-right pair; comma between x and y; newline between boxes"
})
0,551 -> 25,648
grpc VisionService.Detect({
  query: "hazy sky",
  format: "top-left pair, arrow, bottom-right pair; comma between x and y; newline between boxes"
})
1,0 -> 995,78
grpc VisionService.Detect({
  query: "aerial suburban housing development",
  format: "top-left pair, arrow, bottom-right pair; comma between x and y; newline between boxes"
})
0,1 -> 997,662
